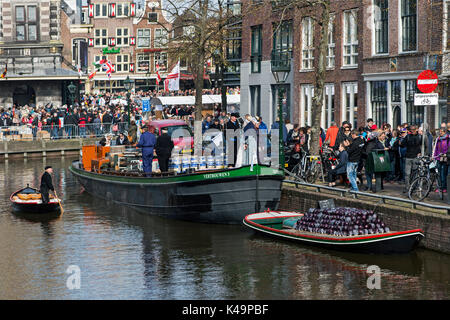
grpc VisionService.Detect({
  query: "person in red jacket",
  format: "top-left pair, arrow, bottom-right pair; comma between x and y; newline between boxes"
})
325,122 -> 339,147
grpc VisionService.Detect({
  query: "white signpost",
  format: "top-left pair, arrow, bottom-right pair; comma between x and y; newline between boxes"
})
414,93 -> 439,106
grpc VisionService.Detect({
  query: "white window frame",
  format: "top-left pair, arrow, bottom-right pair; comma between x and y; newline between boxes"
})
154,52 -> 168,72
300,84 -> 314,127
116,27 -> 129,47
323,84 -> 335,128
116,3 -> 130,18
444,1 -> 449,52
154,28 -> 168,48
342,9 -> 358,68
137,53 -> 151,73
116,54 -> 129,73
341,82 -> 358,129
94,55 -> 108,73
301,17 -> 314,71
137,28 -> 151,48
372,0 -> 389,56
398,0 -> 418,53
95,3 -> 108,18
326,14 -> 336,69
94,28 -> 107,47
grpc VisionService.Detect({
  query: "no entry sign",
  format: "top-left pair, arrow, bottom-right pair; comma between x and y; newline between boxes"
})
417,70 -> 438,93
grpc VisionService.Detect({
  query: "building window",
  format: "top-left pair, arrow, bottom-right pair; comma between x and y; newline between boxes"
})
116,54 -> 129,72
324,84 -> 335,128
137,29 -> 151,48
137,53 -> 151,72
250,86 -> 261,116
15,5 -> 38,41
154,52 -> 168,72
148,12 -> 158,23
251,26 -> 262,73
95,3 -> 108,17
391,80 -> 401,102
301,84 -> 314,127
154,29 -> 168,48
116,28 -> 129,46
343,10 -> 358,67
342,82 -> 358,129
302,17 -> 314,70
94,55 -> 108,73
94,29 -> 108,47
406,79 -> 423,125
273,21 -> 293,53
327,14 -> 336,69
117,3 -> 130,17
401,0 -> 417,52
371,81 -> 388,127
374,0 -> 388,54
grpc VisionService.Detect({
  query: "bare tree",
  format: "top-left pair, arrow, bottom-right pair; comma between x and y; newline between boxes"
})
266,0 -> 332,156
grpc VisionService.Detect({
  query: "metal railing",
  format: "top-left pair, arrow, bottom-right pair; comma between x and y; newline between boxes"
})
0,122 -> 130,141
283,179 -> 450,215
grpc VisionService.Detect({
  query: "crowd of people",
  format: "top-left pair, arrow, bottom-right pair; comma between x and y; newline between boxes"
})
285,118 -> 449,196
2,87 -> 449,198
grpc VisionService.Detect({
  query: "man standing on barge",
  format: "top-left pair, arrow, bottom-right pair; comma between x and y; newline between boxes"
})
137,125 -> 156,176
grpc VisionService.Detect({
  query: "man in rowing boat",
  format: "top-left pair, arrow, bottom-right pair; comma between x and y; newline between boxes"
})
40,166 -> 55,204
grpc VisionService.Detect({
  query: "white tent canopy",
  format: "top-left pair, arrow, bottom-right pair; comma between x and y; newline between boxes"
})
152,94 -> 240,106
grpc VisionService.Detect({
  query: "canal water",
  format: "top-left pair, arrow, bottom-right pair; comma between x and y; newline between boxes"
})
0,156 -> 449,300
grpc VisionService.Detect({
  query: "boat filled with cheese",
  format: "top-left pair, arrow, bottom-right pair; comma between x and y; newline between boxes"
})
69,143 -> 283,224
243,208 -> 424,254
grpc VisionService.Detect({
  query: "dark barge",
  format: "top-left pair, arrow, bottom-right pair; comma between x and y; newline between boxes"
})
69,160 -> 284,224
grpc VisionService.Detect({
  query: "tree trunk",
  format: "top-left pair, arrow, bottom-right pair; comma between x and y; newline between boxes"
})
309,0 -> 330,156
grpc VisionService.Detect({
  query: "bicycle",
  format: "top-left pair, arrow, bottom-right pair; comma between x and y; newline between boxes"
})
289,150 -> 322,183
408,155 -> 443,201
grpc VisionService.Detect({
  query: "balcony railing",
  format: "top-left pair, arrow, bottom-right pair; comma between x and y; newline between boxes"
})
271,50 -> 292,72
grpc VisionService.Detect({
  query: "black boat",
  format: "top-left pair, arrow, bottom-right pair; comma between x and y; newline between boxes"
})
69,160 -> 284,224
10,186 -> 61,214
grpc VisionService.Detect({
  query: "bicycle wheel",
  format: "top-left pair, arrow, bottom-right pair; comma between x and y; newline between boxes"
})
290,163 -> 302,178
305,164 -> 320,184
408,177 -> 432,201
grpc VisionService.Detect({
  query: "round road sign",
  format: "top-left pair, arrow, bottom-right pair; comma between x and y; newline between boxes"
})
417,70 -> 438,93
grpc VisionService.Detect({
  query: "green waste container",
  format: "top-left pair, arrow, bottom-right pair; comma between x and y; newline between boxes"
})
367,150 -> 391,173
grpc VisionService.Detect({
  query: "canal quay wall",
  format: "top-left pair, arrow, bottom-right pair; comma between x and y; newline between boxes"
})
0,138 -> 98,160
280,185 -> 450,255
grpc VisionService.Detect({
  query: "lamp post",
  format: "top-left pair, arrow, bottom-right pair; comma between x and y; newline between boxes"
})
67,82 -> 77,107
124,75 -> 134,126
271,50 -> 291,169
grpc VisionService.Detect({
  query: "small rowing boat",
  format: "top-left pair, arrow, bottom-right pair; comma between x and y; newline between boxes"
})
243,211 -> 424,254
10,186 -> 61,214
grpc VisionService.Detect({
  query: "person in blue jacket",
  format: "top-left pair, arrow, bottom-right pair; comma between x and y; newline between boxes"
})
137,125 -> 156,176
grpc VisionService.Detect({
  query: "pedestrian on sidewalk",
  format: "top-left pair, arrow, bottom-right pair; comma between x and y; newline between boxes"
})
433,128 -> 450,193
345,131 -> 364,192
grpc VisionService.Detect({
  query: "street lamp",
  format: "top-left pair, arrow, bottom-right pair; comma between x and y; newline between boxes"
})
67,82 -> 77,106
271,50 -> 291,170
124,75 -> 134,126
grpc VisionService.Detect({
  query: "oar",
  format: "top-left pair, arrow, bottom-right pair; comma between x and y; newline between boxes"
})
54,191 -> 64,216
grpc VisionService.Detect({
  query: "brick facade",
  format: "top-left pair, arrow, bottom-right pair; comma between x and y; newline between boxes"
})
241,0 -> 446,130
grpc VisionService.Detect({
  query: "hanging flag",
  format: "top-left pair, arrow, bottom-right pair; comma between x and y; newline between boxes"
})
0,65 -> 7,79
166,61 -> 180,91
88,4 -> 94,17
155,62 -> 162,84
88,70 -> 97,80
77,64 -> 83,77
164,79 -> 169,92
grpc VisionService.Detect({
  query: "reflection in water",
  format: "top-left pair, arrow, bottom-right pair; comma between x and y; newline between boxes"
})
0,157 -> 449,299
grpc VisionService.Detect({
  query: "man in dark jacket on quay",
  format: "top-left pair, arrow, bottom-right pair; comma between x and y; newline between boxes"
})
155,128 -> 174,173
40,166 -> 55,204
345,131 -> 365,192
400,125 -> 428,193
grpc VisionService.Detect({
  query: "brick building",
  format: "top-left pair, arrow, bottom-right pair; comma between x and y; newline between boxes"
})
0,0 -> 80,107
240,0 -> 446,130
361,0 -> 445,130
